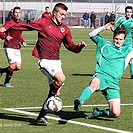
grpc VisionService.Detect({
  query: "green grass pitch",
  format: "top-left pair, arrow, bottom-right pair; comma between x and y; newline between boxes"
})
0,29 -> 132,133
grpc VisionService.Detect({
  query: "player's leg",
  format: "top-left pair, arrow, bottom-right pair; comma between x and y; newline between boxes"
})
3,49 -> 21,87
36,59 -> 65,124
86,87 -> 120,119
74,76 -> 100,112
129,58 -> 133,79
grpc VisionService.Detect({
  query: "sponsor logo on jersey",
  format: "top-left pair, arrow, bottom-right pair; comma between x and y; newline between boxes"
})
60,27 -> 65,33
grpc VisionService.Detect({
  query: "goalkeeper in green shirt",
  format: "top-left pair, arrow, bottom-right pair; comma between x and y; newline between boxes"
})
113,6 -> 133,79
74,22 -> 131,119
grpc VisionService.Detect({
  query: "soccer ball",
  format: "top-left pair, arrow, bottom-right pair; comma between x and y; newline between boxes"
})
46,96 -> 62,112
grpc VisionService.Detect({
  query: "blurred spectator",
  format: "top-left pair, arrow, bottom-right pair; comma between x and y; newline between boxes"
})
82,11 -> 89,28
42,6 -> 52,19
105,12 -> 110,24
90,11 -> 96,28
26,11 -> 31,24
7,9 -> 13,20
110,11 -> 115,22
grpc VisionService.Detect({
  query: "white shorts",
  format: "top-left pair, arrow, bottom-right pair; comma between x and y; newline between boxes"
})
125,49 -> 133,69
38,59 -> 63,84
4,48 -> 22,64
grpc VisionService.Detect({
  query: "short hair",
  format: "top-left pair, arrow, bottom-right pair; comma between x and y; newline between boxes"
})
13,7 -> 21,13
113,28 -> 127,39
53,3 -> 68,12
45,6 -> 49,9
125,6 -> 132,12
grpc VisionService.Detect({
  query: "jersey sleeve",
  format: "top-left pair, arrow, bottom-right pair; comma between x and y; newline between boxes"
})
0,32 -> 6,39
91,35 -> 107,47
112,17 -> 125,31
12,19 -> 43,31
63,29 -> 84,53
3,20 -> 12,30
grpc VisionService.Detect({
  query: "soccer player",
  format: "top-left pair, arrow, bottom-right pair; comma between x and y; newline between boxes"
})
113,6 -> 133,79
10,3 -> 86,125
0,7 -> 27,88
41,6 -> 52,19
74,22 -> 131,119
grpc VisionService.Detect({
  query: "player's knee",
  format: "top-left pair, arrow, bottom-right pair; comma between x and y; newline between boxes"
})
110,110 -> 120,118
57,76 -> 65,86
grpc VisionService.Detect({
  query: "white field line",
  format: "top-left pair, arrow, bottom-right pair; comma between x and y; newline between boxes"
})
2,108 -> 132,133
4,103 -> 132,110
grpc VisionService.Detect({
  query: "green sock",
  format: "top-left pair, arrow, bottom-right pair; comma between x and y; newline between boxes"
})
95,109 -> 110,117
79,87 -> 93,104
129,62 -> 133,75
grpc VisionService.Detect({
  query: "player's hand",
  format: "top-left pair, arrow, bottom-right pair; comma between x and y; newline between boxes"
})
78,41 -> 87,47
6,35 -> 12,41
0,27 -> 6,32
22,42 -> 27,47
105,22 -> 115,30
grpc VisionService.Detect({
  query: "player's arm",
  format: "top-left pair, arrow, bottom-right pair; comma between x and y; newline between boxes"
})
19,35 -> 27,47
11,19 -> 43,31
63,30 -> 86,53
112,17 -> 124,31
0,27 -> 6,39
89,22 -> 115,38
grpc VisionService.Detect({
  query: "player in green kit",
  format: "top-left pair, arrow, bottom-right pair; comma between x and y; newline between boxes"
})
74,22 -> 131,119
113,6 -> 133,79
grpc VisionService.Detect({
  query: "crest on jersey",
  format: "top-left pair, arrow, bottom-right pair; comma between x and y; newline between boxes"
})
60,27 -> 65,33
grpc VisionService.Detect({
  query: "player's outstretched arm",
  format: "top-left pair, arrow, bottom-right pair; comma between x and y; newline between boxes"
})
89,22 -> 115,38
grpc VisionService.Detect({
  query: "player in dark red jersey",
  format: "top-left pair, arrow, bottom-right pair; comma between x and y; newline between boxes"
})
41,6 -> 52,19
7,3 -> 86,125
0,7 -> 27,88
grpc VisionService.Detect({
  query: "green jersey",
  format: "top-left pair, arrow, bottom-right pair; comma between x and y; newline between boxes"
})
91,35 -> 131,81
113,17 -> 133,46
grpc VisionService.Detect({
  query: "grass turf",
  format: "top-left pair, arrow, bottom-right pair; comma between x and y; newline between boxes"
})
0,29 -> 132,133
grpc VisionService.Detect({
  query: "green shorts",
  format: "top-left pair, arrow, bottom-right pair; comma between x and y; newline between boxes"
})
92,73 -> 120,101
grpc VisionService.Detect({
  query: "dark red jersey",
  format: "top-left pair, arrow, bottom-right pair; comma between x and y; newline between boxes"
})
41,12 -> 52,19
13,18 -> 84,60
3,18 -> 24,49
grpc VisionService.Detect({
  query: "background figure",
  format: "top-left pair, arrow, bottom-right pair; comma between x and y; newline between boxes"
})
110,11 -> 116,22
42,6 -> 52,19
113,6 -> 133,79
90,11 -> 96,28
7,9 -> 13,20
0,7 -> 27,88
105,12 -> 110,24
82,11 -> 89,28
26,11 -> 31,24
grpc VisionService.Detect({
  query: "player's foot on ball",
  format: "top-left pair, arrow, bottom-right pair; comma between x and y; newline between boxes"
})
86,107 -> 99,119
74,98 -> 81,112
35,116 -> 50,125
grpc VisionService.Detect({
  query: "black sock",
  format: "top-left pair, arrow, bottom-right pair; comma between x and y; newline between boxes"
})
38,108 -> 48,118
4,67 -> 14,84
47,81 -> 60,99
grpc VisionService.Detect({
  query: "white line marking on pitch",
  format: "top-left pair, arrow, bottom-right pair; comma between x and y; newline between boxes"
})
2,107 -> 132,133
7,103 -> 133,110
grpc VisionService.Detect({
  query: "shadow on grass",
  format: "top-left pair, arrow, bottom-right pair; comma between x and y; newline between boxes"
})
1,109 -> 113,127
0,113 -> 48,126
72,73 -> 94,77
